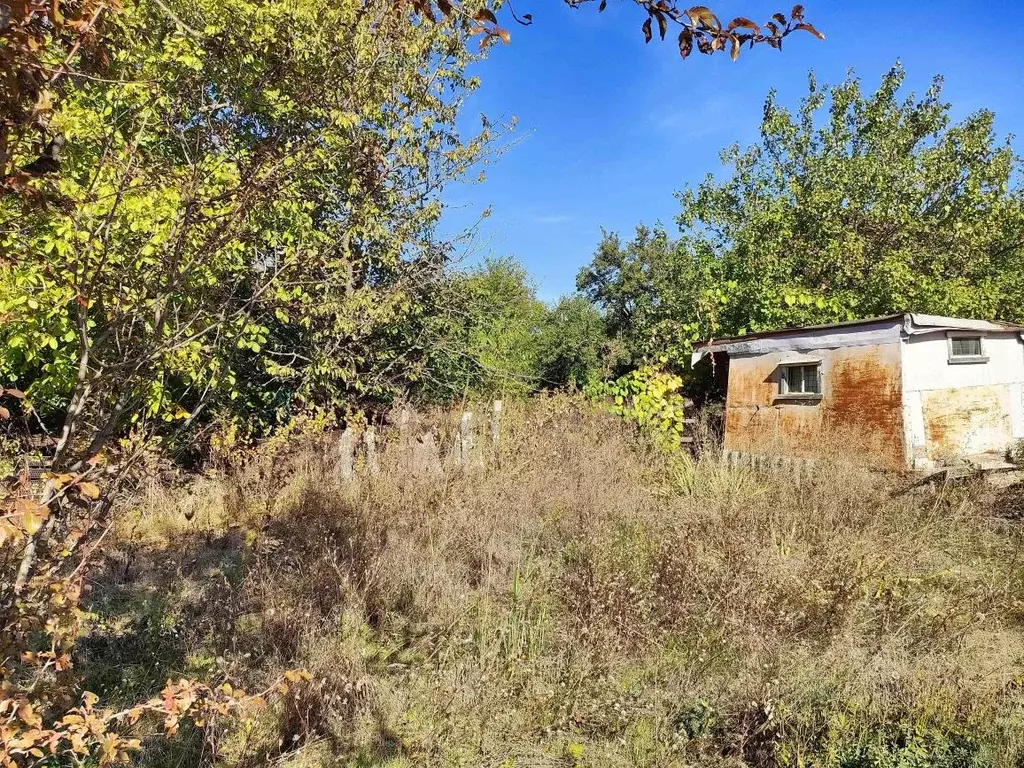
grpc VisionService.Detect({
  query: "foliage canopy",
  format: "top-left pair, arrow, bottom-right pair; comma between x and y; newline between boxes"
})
1,0 -> 495,458
0,2 -> 497,763
579,64 -> 1024,365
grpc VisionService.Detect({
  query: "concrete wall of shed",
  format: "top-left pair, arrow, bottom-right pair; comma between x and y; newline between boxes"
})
723,342 -> 906,469
901,331 -> 1024,468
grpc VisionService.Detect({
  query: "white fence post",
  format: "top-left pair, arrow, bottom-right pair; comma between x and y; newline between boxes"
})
459,411 -> 473,467
490,400 -> 502,467
338,428 -> 354,480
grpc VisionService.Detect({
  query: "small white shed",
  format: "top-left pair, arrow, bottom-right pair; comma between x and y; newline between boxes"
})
693,314 -> 1024,470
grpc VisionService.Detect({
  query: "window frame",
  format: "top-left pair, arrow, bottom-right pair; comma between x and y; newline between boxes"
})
946,332 -> 988,365
778,362 -> 823,401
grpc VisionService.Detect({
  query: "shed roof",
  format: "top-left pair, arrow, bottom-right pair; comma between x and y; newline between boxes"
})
691,313 -> 1024,365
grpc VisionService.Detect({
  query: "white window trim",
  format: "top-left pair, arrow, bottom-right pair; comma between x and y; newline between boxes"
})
778,361 -> 823,401
946,331 -> 989,365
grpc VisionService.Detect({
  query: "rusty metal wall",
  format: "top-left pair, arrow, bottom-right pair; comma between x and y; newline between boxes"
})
723,343 -> 906,469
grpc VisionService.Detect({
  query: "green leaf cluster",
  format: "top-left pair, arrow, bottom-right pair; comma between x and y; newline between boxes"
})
421,259 -> 611,399
586,365 -> 688,452
0,0 -> 495,458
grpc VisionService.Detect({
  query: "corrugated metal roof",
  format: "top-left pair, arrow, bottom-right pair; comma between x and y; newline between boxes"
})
694,313 -> 1024,350
691,313 -> 1024,365
906,313 -> 1024,333
694,314 -> 904,349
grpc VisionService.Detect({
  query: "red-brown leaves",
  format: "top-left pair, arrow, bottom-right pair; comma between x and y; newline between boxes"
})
728,17 -> 760,33
663,2 -> 823,61
1,673 -> 311,766
0,1 -> 109,132
400,2 -> 821,62
400,1 -> 512,49
794,22 -> 825,40
678,27 -> 694,58
655,10 -> 669,40
473,7 -> 498,24
686,5 -> 720,30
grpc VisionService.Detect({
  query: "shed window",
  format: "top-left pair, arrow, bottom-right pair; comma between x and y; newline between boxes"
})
781,364 -> 821,396
947,334 -> 987,364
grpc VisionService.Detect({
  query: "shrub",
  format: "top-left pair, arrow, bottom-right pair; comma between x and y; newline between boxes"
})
586,366 -> 690,452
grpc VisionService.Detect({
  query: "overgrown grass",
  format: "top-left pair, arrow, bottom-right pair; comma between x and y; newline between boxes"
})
83,396 -> 1024,767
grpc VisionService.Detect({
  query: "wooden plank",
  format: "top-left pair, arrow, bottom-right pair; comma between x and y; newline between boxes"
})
893,461 -> 1020,496
491,400 -> 502,451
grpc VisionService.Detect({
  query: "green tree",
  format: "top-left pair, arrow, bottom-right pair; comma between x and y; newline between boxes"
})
578,225 -> 724,366
536,295 -> 608,388
1,0 -> 493,458
0,3 -> 495,757
580,64 -> 1024,365
422,257 -> 546,398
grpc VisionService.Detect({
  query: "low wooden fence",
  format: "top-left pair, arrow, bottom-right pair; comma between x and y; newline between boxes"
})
332,396 -> 711,482
335,400 -> 505,480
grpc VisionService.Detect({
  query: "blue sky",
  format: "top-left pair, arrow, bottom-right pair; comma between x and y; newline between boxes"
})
439,1 -> 1024,302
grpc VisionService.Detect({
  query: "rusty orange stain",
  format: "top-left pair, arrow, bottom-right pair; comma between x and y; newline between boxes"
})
723,343 -> 905,469
826,345 -> 904,467
922,386 -> 1011,460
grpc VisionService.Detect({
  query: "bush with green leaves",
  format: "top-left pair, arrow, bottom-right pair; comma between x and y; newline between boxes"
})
586,365 -> 689,451
0,0 -> 499,454
1,2 -> 495,763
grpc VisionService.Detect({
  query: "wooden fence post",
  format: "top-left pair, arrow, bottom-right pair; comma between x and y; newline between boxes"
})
491,400 -> 502,462
459,411 -> 473,467
338,428 -> 354,481
364,427 -> 379,476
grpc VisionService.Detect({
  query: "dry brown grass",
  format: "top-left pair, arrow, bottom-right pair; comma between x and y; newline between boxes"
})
84,395 -> 1024,767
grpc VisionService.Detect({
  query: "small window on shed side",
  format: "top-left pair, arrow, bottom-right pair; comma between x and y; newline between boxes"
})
947,334 -> 987,364
780,363 -> 821,397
